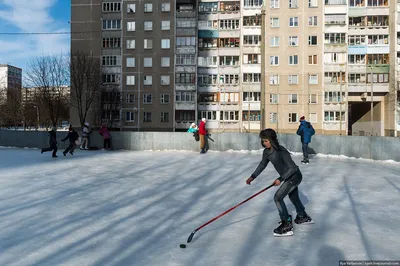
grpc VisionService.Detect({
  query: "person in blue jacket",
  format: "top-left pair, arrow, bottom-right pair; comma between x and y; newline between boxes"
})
296,116 -> 315,164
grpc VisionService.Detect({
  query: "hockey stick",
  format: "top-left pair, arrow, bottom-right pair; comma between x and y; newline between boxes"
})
187,183 -> 275,243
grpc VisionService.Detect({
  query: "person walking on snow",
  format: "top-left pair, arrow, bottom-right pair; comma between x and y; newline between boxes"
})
41,127 -> 58,158
61,126 -> 79,156
296,116 -> 315,164
99,124 -> 111,150
187,122 -> 199,141
246,128 -> 314,237
198,118 -> 207,154
80,122 -> 91,150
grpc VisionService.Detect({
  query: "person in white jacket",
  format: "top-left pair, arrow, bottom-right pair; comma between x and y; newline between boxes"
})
80,122 -> 91,150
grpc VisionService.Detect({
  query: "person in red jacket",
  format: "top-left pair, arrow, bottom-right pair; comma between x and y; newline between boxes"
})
198,118 -> 207,154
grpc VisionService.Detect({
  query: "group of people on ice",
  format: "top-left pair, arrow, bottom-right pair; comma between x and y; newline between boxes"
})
188,115 -> 316,236
41,123 -> 112,158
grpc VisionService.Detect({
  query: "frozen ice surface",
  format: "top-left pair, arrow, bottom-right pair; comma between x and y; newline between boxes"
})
0,147 -> 399,266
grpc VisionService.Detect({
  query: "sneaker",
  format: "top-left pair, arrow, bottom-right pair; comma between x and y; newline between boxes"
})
302,159 -> 309,165
200,149 -> 206,154
294,214 -> 314,225
273,215 -> 293,237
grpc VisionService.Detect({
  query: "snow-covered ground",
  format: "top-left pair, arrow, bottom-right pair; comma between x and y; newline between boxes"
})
0,147 -> 399,266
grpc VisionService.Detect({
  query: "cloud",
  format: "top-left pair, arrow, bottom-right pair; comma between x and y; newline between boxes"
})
0,0 -> 69,71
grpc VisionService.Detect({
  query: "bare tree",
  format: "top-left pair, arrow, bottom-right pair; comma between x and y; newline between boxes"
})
25,55 -> 69,127
70,50 -> 105,128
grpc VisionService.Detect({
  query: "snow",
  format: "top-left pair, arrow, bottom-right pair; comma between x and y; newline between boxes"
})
0,147 -> 399,266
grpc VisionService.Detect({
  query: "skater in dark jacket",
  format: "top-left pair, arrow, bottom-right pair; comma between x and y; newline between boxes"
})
61,126 -> 79,156
296,116 -> 315,164
246,128 -> 313,237
41,128 -> 58,158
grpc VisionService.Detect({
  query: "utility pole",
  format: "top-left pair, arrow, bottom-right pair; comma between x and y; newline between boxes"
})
260,5 -> 266,130
370,67 -> 374,136
339,69 -> 342,135
248,101 -> 250,133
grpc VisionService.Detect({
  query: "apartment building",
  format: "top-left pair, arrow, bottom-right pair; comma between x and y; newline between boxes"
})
21,86 -> 70,107
0,64 -> 22,105
71,0 -> 175,131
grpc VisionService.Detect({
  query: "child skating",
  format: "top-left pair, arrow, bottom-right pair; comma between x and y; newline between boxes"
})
246,128 -> 314,237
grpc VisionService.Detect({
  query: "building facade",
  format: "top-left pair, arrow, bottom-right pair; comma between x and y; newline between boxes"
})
71,0 -> 399,135
0,64 -> 22,105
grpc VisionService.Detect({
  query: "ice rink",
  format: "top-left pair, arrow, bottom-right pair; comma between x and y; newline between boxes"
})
0,147 -> 399,266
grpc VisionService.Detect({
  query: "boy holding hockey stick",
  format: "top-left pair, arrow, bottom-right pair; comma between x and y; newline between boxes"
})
246,128 -> 314,237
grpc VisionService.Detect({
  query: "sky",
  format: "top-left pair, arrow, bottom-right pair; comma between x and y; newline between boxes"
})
0,0 -> 70,79
0,147 -> 399,266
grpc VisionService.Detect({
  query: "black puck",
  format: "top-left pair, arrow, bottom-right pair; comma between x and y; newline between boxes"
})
179,244 -> 186,248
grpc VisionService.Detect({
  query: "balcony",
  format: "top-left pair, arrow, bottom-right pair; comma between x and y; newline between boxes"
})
198,102 -> 220,111
176,28 -> 196,36
324,43 -> 347,52
175,102 -> 196,110
324,63 -> 346,72
176,46 -> 196,54
175,121 -> 192,129
348,83 -> 389,93
175,84 -> 196,91
366,64 -> 389,73
176,11 -> 196,18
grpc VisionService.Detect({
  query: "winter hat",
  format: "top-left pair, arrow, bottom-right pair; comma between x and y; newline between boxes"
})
300,116 -> 305,121
84,122 -> 89,126
202,118 -> 206,122
191,123 -> 196,127
259,128 -> 280,150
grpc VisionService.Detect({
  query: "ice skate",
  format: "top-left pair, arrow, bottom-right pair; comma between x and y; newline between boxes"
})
273,216 -> 293,237
294,214 -> 315,225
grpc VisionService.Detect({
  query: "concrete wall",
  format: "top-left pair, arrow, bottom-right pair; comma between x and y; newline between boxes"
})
0,130 -> 399,162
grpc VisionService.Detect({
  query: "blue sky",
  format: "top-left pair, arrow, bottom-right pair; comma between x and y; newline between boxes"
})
0,0 -> 70,79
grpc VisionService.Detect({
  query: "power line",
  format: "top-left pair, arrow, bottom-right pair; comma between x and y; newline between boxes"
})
0,31 -> 102,35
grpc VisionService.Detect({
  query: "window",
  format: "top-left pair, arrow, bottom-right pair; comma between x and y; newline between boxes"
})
269,75 -> 279,85
144,21 -> 153,31
176,73 -> 196,84
270,113 -> 278,123
308,36 -> 318,45
348,73 -> 366,83
289,113 -> 298,123
220,56 -> 240,66
127,4 -> 136,13
127,21 -> 135,31
161,94 -> 170,104
177,37 -> 196,46
367,54 -> 389,65
103,2 -> 121,12
144,76 -> 153,86
325,14 -> 346,25
219,74 -> 240,84
127,57 -> 135,67
289,94 -> 298,104
102,56 -> 121,66
243,111 -> 261,122
244,35 -> 261,45
161,112 -> 169,122
176,91 -> 196,102
288,75 -> 298,84
219,20 -> 240,29
325,33 -> 346,44
143,112 -> 152,122
270,18 -> 279,28
126,112 -> 135,122
126,93 -> 135,103
325,72 -> 345,83
161,2 -> 171,12
144,57 -> 153,67
102,74 -> 120,84
289,55 -> 298,65
243,73 -> 261,83
198,74 -> 218,85
143,94 -> 152,104
198,111 -> 216,121
289,0 -> 298,7
367,73 -> 389,83
127,75 -> 135,85
198,56 -> 218,66
270,0 -> 280,8
162,21 -> 170,30
270,36 -> 279,47
309,16 -> 317,26
325,111 -> 345,122
309,74 -> 318,84
244,0 -> 263,7
324,53 -> 347,64
176,54 -> 196,65
161,39 -> 170,49
270,94 -> 279,103
144,3 -> 153,12
243,16 -> 261,27
348,35 -> 365,46
102,38 -> 121,48
289,17 -> 299,27
270,56 -> 279,66
308,113 -> 317,124
127,40 -> 135,49
309,0 -> 318,7
327,0 -> 347,4
309,94 -> 318,104
102,20 -> 121,30
220,111 -> 239,121
325,92 -> 345,103
178,19 -> 197,28
289,36 -> 298,46
161,75 -> 170,85
244,54 -> 260,64
243,92 -> 261,101
144,39 -> 153,49
308,55 -> 318,65
161,57 -> 170,67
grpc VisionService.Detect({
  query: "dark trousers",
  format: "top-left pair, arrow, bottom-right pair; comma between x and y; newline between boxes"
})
302,143 -> 309,160
274,170 -> 306,221
64,143 -> 76,154
104,138 -> 111,149
43,144 -> 57,157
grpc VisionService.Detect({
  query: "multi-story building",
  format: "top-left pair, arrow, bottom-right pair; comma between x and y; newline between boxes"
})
21,86 -> 70,106
0,64 -> 22,105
